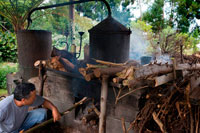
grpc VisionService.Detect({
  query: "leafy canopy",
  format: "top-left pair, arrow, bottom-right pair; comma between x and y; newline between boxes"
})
0,0 -> 44,32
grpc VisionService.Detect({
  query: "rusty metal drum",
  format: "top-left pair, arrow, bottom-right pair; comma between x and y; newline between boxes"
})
17,30 -> 52,81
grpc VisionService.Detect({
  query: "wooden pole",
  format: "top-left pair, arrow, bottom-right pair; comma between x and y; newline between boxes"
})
99,75 -> 109,133
69,0 -> 75,44
38,63 -> 47,96
24,97 -> 88,133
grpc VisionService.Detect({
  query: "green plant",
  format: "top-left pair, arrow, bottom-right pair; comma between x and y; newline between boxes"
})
0,30 -> 17,62
0,62 -> 18,90
130,20 -> 200,55
142,0 -> 165,33
0,0 -> 45,32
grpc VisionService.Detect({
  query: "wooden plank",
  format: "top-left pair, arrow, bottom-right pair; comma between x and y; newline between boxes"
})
154,73 -> 173,87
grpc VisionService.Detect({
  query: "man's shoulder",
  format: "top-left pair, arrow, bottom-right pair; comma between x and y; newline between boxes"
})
0,95 -> 14,111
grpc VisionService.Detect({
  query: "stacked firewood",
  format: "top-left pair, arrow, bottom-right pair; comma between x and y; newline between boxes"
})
34,47 -> 77,73
79,55 -> 200,132
81,102 -> 100,126
78,59 -> 140,82
33,47 -> 200,132
127,77 -> 200,132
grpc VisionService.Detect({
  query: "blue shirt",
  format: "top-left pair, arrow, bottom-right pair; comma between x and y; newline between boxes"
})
0,95 -> 44,133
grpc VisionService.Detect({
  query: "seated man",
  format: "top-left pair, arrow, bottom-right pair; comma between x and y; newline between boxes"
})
0,82 -> 61,133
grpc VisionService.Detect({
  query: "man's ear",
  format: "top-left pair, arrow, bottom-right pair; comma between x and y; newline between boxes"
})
21,98 -> 26,104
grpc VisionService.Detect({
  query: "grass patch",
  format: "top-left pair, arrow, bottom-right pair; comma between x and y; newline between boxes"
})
0,89 -> 7,96
0,62 -> 18,90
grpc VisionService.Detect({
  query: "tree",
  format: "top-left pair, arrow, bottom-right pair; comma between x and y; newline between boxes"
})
142,0 -> 165,33
75,0 -> 134,25
0,16 -> 13,32
28,0 -> 96,58
173,0 -> 200,33
0,0 -> 44,32
130,20 -> 200,55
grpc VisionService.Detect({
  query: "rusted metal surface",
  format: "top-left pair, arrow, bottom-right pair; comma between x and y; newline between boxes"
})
17,30 -> 52,81
89,16 -> 131,63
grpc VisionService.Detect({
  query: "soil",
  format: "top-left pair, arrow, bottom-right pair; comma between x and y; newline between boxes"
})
31,120 -> 98,133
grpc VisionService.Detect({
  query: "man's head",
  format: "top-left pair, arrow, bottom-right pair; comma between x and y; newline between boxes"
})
13,82 -> 36,105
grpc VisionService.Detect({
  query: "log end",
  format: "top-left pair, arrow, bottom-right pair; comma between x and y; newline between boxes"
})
94,69 -> 101,78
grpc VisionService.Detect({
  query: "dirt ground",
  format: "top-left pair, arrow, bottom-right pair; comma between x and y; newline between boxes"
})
32,120 -> 98,133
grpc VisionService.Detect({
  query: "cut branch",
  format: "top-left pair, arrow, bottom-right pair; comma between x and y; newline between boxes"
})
94,67 -> 125,77
152,112 -> 167,133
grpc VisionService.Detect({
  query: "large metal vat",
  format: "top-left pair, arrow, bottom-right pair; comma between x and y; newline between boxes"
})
17,30 -> 52,81
89,16 -> 131,63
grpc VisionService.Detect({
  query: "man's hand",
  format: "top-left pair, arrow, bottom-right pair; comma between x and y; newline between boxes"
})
19,130 -> 24,133
52,108 -> 61,122
43,99 -> 61,122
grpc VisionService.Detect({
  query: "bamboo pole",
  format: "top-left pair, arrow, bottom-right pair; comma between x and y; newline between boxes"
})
99,75 -> 109,133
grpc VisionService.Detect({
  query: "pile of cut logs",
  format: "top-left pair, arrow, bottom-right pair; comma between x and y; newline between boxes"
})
34,48 -> 200,132
78,53 -> 200,133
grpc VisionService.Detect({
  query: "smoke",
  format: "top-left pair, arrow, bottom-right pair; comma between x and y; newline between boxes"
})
129,28 -> 172,64
154,54 -> 172,64
129,28 -> 150,61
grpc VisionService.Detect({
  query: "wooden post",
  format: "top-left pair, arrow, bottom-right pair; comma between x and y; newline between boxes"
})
172,58 -> 177,80
99,75 -> 109,133
69,0 -> 75,44
38,63 -> 46,96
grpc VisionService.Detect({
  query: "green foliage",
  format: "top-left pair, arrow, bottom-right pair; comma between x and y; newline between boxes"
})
142,0 -> 165,33
175,32 -> 199,54
75,0 -> 133,25
130,20 -> 200,55
131,20 -> 153,33
0,89 -> 7,96
174,0 -> 200,33
0,16 -> 13,32
52,33 -> 67,49
29,0 -> 95,60
0,31 -> 17,62
0,0 -> 45,32
0,62 -> 18,90
154,26 -> 199,54
141,0 -> 199,34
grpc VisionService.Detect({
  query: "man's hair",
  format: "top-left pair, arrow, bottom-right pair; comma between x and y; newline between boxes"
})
13,82 -> 36,101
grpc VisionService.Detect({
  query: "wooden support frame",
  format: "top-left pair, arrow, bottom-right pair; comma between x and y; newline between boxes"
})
99,75 -> 109,133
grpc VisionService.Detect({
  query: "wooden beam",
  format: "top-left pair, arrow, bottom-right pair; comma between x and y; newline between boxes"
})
134,64 -> 173,79
176,64 -> 200,70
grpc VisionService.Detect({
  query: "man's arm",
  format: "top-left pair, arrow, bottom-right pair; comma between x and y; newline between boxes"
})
42,99 -> 61,122
0,110 -> 5,122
